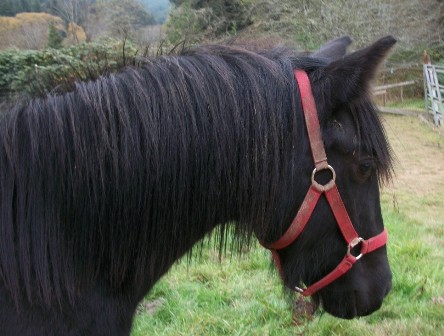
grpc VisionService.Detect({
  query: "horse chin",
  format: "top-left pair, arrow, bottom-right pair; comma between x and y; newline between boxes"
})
316,280 -> 392,319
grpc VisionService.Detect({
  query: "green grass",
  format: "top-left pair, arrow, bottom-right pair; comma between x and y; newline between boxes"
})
386,98 -> 425,110
131,206 -> 444,335
131,115 -> 444,335
132,246 -> 293,336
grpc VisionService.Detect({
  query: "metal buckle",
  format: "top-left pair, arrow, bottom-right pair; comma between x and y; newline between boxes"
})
295,286 -> 306,293
347,237 -> 364,260
311,165 -> 336,192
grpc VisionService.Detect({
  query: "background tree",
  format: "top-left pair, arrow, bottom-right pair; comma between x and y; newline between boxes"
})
0,0 -> 56,17
84,0 -> 155,41
48,0 -> 91,26
166,0 -> 254,44
166,0 -> 444,61
47,22 -> 64,48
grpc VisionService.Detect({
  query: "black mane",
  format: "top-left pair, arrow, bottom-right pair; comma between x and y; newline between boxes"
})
0,44 -> 392,308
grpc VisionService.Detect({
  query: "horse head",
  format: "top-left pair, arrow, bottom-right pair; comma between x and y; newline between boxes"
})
261,36 -> 396,319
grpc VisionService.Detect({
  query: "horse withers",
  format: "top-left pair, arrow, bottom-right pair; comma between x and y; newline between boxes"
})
0,35 -> 396,335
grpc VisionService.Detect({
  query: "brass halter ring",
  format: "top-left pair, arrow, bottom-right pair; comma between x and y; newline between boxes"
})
311,165 -> 336,192
347,237 -> 364,260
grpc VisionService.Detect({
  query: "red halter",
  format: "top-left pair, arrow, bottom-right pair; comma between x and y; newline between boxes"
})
261,70 -> 388,296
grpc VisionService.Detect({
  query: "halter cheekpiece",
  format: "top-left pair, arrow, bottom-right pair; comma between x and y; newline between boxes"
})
261,70 -> 388,296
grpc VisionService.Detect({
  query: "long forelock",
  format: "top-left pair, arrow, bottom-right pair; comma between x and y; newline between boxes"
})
349,98 -> 394,183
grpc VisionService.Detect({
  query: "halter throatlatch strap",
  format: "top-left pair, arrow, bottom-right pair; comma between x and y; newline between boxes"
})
261,70 -> 388,297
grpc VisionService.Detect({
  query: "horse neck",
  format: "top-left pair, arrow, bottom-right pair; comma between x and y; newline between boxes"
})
144,73 -> 301,275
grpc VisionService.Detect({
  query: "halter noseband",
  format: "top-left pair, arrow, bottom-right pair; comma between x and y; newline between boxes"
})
261,70 -> 388,297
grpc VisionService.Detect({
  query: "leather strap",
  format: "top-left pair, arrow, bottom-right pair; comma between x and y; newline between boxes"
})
295,70 -> 328,170
301,254 -> 357,296
266,185 -> 322,250
324,185 -> 358,244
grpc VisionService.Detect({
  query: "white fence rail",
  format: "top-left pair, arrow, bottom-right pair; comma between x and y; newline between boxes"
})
373,80 -> 416,106
424,63 -> 444,126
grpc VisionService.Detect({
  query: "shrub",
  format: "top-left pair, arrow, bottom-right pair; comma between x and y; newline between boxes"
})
0,39 -> 139,100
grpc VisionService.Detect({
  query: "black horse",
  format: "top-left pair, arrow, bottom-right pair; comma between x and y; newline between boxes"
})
0,35 -> 396,335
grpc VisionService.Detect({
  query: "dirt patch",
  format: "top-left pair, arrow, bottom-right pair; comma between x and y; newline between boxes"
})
432,297 -> 444,305
292,296 -> 317,325
136,298 -> 165,316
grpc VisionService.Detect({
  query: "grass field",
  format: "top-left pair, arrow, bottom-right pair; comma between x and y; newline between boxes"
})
131,114 -> 444,336
387,98 -> 425,111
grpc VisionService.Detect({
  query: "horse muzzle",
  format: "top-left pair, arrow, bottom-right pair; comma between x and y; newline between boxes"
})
318,260 -> 392,319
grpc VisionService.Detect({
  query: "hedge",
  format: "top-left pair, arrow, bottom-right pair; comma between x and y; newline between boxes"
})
0,39 -> 139,100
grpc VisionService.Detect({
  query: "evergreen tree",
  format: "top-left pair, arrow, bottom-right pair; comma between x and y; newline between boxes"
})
0,0 -> 17,16
47,22 -> 63,49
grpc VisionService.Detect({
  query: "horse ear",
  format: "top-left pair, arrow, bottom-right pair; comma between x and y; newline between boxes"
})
311,36 -> 352,62
318,36 -> 396,106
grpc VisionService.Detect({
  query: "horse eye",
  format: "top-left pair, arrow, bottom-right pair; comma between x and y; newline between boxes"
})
359,162 -> 374,177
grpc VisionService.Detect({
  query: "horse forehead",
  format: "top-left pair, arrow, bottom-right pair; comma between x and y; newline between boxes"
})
321,110 -> 358,153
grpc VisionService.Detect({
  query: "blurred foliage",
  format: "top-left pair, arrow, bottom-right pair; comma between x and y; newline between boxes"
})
1,0 -> 443,105
0,12 -> 64,32
84,0 -> 156,41
0,39 -> 139,99
0,0 -> 91,26
166,0 -> 444,63
139,0 -> 170,23
47,22 -> 64,49
104,0 -> 155,34
1,1 -> 158,43
66,22 -> 88,44
0,12 -> 87,50
0,0 -> 54,16
166,0 -> 254,44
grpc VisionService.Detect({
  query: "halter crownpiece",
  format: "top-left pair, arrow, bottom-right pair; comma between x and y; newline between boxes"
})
261,69 -> 388,297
